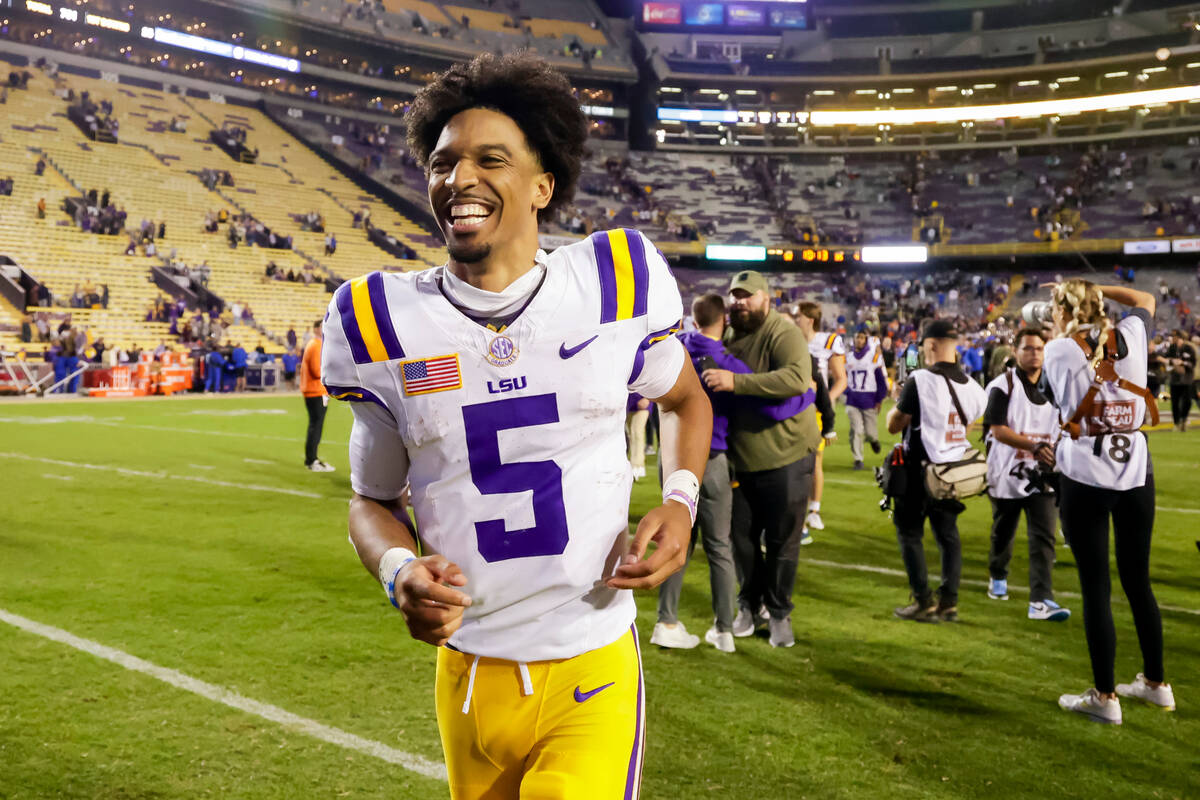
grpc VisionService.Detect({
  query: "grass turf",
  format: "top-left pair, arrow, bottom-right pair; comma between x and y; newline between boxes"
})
0,393 -> 1196,799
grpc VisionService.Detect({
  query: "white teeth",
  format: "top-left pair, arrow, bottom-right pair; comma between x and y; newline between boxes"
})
450,203 -> 491,218
454,216 -> 487,226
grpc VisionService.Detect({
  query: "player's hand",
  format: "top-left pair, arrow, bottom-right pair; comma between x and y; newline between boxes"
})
701,368 -> 735,393
606,502 -> 691,590
395,555 -> 472,647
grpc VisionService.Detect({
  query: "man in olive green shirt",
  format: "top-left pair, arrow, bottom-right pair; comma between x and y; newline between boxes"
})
701,270 -> 820,649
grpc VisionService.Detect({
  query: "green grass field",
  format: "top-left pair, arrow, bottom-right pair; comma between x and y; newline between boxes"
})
1,393 -> 1197,800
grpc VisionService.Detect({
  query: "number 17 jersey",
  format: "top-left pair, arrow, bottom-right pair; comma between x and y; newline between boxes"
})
321,229 -> 685,661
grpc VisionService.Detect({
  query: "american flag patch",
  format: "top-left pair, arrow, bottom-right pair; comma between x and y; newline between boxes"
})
400,354 -> 462,396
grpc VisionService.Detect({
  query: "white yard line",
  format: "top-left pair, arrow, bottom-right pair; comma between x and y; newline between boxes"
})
0,608 -> 446,782
243,458 -> 275,465
0,452 -> 325,500
1159,506 -> 1200,515
798,557 -> 1200,617
42,473 -> 74,481
0,416 -> 342,445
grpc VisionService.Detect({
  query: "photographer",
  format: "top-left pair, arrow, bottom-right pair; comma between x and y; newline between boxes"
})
1039,280 -> 1175,723
1164,329 -> 1196,431
982,328 -> 1069,622
885,320 -> 987,623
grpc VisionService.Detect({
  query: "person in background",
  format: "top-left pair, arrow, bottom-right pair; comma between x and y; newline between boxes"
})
982,328 -> 1069,622
1164,329 -> 1196,431
281,347 -> 300,389
886,320 -> 987,623
844,325 -> 887,470
231,341 -> 248,392
302,320 -> 334,472
204,346 -> 224,393
1042,280 -> 1174,724
703,271 -> 820,649
626,393 -> 650,480
793,302 -> 845,537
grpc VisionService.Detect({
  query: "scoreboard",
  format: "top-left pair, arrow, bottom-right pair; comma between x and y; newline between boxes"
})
642,1 -> 810,30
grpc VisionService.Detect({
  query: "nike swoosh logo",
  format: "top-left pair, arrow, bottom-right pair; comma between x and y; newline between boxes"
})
573,682 -> 615,703
559,335 -> 599,360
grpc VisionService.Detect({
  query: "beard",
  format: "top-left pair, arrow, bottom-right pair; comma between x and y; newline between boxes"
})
730,306 -> 768,334
447,241 -> 492,264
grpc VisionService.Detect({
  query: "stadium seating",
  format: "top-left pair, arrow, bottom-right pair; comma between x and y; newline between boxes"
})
0,69 -> 446,355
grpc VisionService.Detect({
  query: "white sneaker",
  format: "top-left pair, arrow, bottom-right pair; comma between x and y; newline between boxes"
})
800,528 -> 814,546
650,622 -> 699,649
806,510 -> 825,531
1058,688 -> 1122,724
1116,674 -> 1176,711
731,604 -> 767,637
705,625 -> 735,653
631,466 -> 646,480
1028,599 -> 1071,622
306,460 -> 335,472
768,616 -> 795,648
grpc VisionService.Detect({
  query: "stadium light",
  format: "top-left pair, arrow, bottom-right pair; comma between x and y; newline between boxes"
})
860,246 -> 927,264
807,84 -> 1200,126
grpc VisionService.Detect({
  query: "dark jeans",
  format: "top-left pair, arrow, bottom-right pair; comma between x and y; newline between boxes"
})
988,493 -> 1058,602
658,451 -> 736,632
1059,472 -> 1163,694
1169,382 -> 1193,426
893,467 -> 963,607
730,452 -> 816,620
304,395 -> 327,465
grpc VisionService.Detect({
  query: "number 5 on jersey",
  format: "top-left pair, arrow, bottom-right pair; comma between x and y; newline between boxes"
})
462,394 -> 570,562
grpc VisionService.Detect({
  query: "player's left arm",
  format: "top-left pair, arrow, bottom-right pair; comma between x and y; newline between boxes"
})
608,231 -> 712,591
608,359 -> 711,590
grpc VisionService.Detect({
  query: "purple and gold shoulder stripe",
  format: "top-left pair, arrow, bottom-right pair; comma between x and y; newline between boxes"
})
591,229 -> 651,324
335,272 -> 405,365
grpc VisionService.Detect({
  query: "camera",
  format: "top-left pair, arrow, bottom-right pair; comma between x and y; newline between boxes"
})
1021,301 -> 1054,326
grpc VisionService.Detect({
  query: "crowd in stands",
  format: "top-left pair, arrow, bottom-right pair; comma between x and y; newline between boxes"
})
199,169 -> 236,191
0,177 -> 13,197
264,261 -> 320,285
73,187 -> 129,236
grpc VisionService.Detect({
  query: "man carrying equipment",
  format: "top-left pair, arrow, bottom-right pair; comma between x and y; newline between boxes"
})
982,328 -> 1070,621
323,53 -> 711,799
886,320 -> 987,623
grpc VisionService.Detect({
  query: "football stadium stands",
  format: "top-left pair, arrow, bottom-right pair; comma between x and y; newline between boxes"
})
0,69 -> 443,355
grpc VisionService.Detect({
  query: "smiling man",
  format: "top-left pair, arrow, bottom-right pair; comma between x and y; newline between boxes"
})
320,53 -> 711,800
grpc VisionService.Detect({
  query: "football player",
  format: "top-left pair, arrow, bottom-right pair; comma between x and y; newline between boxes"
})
322,53 -> 712,799
794,303 -> 845,536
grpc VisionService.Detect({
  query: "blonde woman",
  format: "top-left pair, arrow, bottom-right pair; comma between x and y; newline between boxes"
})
1041,280 -> 1174,723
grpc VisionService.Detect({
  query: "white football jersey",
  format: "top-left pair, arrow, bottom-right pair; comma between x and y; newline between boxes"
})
984,368 -> 1059,499
809,332 -> 846,386
322,229 -> 685,661
912,369 -> 987,464
1043,314 -> 1149,491
845,340 -> 884,396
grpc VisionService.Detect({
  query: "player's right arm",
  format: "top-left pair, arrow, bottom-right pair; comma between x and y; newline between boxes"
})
345,405 -> 472,647
321,289 -> 471,647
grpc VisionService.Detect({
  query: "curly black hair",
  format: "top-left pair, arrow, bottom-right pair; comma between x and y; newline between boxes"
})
404,51 -> 588,222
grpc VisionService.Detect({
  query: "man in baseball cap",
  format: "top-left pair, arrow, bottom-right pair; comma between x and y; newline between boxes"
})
699,269 -> 820,648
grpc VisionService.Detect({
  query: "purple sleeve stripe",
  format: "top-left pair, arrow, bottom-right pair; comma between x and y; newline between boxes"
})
366,272 -> 404,361
627,320 -> 682,385
334,282 -> 371,365
592,232 -> 619,324
322,383 -> 395,419
624,624 -> 645,800
624,229 -> 650,319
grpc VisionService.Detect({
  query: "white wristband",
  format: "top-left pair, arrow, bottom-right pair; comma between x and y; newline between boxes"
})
662,469 -> 700,524
377,547 -> 417,610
